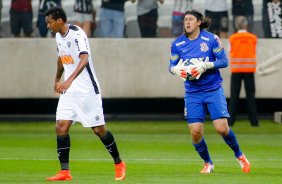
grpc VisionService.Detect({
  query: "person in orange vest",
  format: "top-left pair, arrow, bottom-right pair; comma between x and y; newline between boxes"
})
228,16 -> 259,127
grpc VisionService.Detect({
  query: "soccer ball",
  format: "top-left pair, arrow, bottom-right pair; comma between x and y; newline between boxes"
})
182,58 -> 200,80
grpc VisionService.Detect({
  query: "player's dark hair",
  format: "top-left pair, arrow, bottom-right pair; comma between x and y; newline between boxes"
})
45,7 -> 67,22
184,9 -> 211,30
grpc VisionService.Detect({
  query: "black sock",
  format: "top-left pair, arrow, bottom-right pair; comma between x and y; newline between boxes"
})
100,131 -> 121,164
57,134 -> 70,170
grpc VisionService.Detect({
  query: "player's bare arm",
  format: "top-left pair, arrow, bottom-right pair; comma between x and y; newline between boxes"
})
54,56 -> 64,94
56,54 -> 89,94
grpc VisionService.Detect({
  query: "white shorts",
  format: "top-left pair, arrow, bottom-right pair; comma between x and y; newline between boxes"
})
56,94 -> 105,127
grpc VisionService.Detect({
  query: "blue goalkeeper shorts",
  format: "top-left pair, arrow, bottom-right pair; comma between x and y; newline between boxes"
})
184,87 -> 230,123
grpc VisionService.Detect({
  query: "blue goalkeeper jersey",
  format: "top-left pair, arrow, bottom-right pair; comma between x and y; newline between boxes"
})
169,30 -> 228,93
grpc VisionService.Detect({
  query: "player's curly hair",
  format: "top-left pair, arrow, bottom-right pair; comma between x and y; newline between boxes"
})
45,7 -> 67,23
184,9 -> 211,30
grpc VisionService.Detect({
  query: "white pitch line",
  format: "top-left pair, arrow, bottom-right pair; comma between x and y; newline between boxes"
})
0,158 -> 282,162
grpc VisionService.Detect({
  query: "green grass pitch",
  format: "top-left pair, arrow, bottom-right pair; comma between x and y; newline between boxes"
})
0,120 -> 282,184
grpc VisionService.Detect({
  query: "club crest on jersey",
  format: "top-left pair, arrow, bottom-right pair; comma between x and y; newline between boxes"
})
67,41 -> 71,49
200,42 -> 209,52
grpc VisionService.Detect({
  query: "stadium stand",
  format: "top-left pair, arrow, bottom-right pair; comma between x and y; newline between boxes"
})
0,0 -> 264,38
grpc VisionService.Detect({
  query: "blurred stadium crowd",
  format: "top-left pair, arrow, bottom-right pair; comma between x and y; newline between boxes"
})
0,0 -> 281,38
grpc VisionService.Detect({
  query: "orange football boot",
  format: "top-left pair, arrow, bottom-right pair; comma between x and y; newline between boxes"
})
200,163 -> 214,174
114,161 -> 126,181
46,170 -> 72,181
237,154 -> 251,173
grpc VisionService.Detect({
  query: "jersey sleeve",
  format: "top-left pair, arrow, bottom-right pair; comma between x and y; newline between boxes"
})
169,43 -> 180,73
73,31 -> 90,57
211,35 -> 228,68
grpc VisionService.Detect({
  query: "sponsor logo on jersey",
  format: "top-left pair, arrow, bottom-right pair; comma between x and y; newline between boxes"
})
214,35 -> 223,49
84,37 -> 88,50
60,55 -> 75,64
75,38 -> 80,51
184,57 -> 209,64
201,36 -> 209,41
203,57 -> 209,62
200,42 -> 209,52
176,41 -> 185,46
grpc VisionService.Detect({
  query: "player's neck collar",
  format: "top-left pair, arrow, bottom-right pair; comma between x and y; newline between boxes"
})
185,30 -> 200,41
60,24 -> 70,37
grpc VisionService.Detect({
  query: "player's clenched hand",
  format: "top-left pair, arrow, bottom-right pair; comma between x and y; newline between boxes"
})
191,62 -> 207,80
171,59 -> 186,81
54,82 -> 62,95
191,62 -> 214,80
172,67 -> 186,81
55,80 -> 72,94
180,65 -> 195,80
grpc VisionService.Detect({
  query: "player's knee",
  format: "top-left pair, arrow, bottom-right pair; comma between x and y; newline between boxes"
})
55,121 -> 70,134
213,118 -> 229,135
215,127 -> 229,136
191,130 -> 203,142
92,126 -> 107,137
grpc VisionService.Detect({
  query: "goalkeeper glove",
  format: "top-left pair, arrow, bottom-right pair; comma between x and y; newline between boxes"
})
179,65 -> 195,80
191,62 -> 214,80
171,59 -> 186,81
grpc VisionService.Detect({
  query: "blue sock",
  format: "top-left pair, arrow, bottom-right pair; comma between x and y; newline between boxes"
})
222,129 -> 242,158
193,138 -> 213,164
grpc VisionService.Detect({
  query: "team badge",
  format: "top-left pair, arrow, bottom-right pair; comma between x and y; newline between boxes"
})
200,42 -> 209,52
67,41 -> 71,49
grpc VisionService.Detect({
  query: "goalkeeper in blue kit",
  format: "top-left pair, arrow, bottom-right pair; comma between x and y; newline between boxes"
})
169,9 -> 251,174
